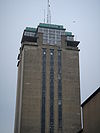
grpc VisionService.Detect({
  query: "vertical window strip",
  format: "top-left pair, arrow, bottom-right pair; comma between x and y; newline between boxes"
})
50,49 -> 54,133
41,48 -> 46,133
58,50 -> 62,128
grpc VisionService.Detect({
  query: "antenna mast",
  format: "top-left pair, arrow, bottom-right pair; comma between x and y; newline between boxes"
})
44,9 -> 45,23
47,0 -> 51,24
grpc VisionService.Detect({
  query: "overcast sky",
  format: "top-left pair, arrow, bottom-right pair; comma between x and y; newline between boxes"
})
0,0 -> 100,133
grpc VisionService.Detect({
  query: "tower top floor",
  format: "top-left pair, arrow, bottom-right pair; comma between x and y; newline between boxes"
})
21,23 -> 80,47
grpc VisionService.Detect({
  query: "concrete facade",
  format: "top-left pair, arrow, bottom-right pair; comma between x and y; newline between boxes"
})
14,23 -> 81,133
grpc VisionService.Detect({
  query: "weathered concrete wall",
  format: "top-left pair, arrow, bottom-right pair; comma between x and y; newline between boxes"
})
62,48 -> 81,133
20,45 -> 42,133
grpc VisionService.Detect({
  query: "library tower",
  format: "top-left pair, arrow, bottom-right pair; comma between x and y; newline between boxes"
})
14,23 -> 81,133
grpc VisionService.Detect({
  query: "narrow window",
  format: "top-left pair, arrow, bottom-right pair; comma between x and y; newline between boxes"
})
41,48 -> 46,133
50,49 -> 54,133
58,50 -> 62,129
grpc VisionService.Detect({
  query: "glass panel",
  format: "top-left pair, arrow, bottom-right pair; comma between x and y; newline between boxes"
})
38,27 -> 65,45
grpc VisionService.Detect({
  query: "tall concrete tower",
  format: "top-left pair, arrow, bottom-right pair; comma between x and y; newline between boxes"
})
14,23 -> 81,133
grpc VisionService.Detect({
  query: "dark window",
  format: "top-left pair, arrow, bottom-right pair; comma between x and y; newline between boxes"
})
50,49 -> 54,133
58,50 -> 62,129
41,48 -> 46,133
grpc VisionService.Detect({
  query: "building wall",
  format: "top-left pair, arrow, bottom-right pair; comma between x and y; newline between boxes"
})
14,58 -> 21,133
62,48 -> 81,133
15,33 -> 81,133
20,45 -> 42,133
14,50 -> 24,133
82,91 -> 100,133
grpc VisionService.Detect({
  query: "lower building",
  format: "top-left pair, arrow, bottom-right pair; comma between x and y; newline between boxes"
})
80,87 -> 100,133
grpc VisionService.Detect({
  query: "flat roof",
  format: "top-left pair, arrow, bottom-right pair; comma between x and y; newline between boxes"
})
65,32 -> 72,36
38,23 -> 66,30
81,87 -> 100,107
25,27 -> 37,32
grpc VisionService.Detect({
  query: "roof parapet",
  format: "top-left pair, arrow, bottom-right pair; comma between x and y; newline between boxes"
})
38,23 -> 66,30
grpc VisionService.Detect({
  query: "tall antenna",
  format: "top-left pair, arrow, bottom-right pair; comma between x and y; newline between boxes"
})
44,9 -> 45,23
47,0 -> 51,24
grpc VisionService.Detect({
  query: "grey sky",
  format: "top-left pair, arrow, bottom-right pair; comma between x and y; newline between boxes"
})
0,0 -> 100,133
